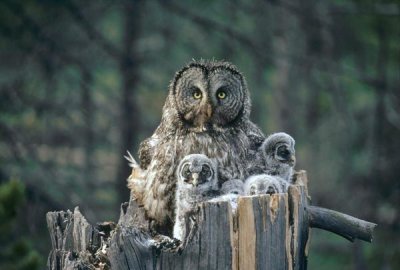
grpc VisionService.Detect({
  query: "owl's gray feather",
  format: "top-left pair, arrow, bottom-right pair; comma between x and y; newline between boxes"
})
125,151 -> 146,203
261,132 -> 296,182
173,154 -> 218,241
136,60 -> 265,231
138,136 -> 159,170
220,179 -> 244,195
244,174 -> 289,195
209,179 -> 244,213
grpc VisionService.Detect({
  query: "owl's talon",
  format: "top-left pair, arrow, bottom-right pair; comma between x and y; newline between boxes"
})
152,235 -> 180,252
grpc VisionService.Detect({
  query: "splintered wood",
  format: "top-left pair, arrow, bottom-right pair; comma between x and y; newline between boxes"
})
47,170 -> 378,270
47,175 -> 311,270
236,194 -> 291,270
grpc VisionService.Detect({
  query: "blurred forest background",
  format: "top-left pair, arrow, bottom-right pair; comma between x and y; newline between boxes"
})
0,0 -> 399,269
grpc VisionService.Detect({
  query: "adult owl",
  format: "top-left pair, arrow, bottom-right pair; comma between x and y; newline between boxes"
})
137,60 -> 265,233
173,154 -> 218,241
261,132 -> 296,182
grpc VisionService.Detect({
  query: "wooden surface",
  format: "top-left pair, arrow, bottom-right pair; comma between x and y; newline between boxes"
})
46,207 -> 102,269
236,194 -> 291,270
307,206 -> 377,242
46,171 -> 376,270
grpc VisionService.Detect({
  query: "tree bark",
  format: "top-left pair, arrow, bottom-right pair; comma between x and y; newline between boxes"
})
307,206 -> 376,242
46,171 -> 376,270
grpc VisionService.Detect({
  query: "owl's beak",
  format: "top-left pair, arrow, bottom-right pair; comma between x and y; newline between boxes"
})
205,103 -> 213,118
198,103 -> 213,131
192,173 -> 199,186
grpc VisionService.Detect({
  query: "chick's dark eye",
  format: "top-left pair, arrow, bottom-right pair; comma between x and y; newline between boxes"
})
231,191 -> 239,195
202,165 -> 210,172
184,170 -> 190,177
182,165 -> 191,179
277,146 -> 290,158
201,165 -> 212,178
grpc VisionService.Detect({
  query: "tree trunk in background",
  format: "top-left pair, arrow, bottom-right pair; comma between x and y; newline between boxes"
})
297,1 -> 322,133
372,23 -> 388,184
80,70 -> 94,187
352,241 -> 367,270
270,1 -> 298,134
251,2 -> 273,129
115,0 -> 143,207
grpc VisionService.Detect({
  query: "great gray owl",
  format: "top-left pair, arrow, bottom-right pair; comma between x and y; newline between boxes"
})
173,154 -> 218,241
244,174 -> 288,195
209,179 -> 244,213
137,60 -> 265,233
220,179 -> 244,195
261,132 -> 296,182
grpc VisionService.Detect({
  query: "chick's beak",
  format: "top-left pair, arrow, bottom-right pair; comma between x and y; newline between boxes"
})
192,173 -> 199,186
289,155 -> 296,166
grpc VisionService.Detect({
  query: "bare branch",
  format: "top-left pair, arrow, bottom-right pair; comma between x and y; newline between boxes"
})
307,206 -> 377,243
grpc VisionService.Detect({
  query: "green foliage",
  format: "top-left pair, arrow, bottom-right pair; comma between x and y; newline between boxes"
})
0,179 -> 25,227
0,180 -> 42,270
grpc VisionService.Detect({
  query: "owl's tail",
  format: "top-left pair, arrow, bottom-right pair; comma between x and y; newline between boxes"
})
125,151 -> 146,202
124,150 -> 139,169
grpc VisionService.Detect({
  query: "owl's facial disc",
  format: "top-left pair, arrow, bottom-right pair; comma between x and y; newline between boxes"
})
192,163 -> 213,186
209,71 -> 245,127
178,85 -> 213,131
174,68 -> 214,131
180,163 -> 192,182
275,144 -> 295,165
174,66 -> 246,131
181,161 -> 214,186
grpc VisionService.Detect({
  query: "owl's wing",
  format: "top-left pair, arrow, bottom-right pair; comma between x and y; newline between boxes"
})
138,135 -> 159,170
245,121 -> 266,175
246,121 -> 265,150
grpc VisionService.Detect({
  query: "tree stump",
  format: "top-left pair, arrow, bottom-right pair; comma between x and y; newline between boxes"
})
46,171 -> 376,270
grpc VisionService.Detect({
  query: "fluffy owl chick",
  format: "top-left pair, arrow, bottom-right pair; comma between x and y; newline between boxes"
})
174,154 -> 218,241
220,179 -> 244,195
244,174 -> 288,196
261,132 -> 296,182
209,179 -> 244,213
125,151 -> 146,202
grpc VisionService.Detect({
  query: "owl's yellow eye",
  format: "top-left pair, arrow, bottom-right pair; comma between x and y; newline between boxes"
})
217,91 -> 226,99
193,89 -> 202,99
